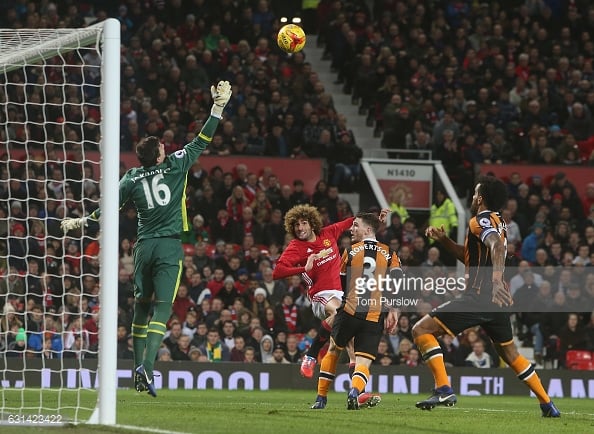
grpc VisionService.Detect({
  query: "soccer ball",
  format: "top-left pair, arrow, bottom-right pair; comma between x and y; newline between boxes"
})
277,24 -> 306,54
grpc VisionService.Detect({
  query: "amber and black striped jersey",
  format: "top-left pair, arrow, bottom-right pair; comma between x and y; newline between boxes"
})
464,210 -> 507,296
340,238 -> 402,322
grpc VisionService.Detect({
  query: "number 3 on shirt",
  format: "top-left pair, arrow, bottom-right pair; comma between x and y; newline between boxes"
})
362,256 -> 376,281
140,174 -> 171,208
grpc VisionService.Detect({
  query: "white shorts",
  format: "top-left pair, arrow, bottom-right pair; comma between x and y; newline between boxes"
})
309,289 -> 343,321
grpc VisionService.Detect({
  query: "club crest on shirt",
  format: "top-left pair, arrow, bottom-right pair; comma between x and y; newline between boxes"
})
479,217 -> 491,228
323,239 -> 331,247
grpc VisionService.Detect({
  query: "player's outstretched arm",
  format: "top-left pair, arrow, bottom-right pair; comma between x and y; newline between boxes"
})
60,216 -> 88,233
272,261 -> 307,279
209,80 -> 232,119
183,81 -> 232,163
61,210 -> 99,233
484,232 -> 512,307
272,244 -> 306,279
384,308 -> 398,334
61,175 -> 134,233
425,224 -> 464,263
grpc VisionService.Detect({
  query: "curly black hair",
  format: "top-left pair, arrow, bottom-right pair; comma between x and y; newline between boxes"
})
476,175 -> 508,212
283,204 -> 323,238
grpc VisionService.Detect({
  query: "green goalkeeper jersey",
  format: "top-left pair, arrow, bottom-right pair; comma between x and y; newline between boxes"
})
90,116 -> 219,241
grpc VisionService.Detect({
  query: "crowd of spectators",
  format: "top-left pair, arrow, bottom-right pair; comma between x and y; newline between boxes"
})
323,0 -> 594,197
0,0 -> 594,369
0,0 -> 366,364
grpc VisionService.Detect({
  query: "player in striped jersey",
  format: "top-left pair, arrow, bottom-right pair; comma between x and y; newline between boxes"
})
413,176 -> 560,417
311,212 -> 401,410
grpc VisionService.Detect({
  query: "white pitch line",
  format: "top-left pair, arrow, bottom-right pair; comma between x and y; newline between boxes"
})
113,424 -> 192,434
561,411 -> 594,417
453,408 -> 508,412
450,407 -> 594,417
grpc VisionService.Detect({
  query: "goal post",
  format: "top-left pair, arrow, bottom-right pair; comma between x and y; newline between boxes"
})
92,17 -> 120,426
0,18 -> 120,426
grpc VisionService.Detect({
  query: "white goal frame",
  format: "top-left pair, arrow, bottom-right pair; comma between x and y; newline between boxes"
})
0,18 -> 120,425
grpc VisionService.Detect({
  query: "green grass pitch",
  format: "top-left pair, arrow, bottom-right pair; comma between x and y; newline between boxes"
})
1,389 -> 593,433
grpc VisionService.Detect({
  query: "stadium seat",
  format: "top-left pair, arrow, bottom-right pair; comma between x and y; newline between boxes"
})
565,350 -> 594,371
182,243 -> 195,256
205,244 -> 216,257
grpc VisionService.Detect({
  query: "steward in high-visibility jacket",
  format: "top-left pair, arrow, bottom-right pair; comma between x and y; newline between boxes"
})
428,189 -> 458,242
302,0 -> 320,8
389,201 -> 409,222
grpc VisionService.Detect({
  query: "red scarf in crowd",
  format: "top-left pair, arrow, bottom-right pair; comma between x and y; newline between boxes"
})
282,303 -> 298,332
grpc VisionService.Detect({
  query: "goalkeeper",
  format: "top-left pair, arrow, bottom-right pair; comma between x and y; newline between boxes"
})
61,81 -> 232,397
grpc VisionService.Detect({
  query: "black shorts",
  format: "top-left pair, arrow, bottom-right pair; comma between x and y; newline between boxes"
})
430,297 -> 513,344
332,309 -> 384,360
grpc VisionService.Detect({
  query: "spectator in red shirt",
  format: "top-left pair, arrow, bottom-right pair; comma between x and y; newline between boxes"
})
172,284 -> 196,324
206,268 -> 226,299
226,185 -> 248,222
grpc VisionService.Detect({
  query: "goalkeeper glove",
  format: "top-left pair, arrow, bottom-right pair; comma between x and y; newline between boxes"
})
61,217 -> 88,233
210,80 -> 232,119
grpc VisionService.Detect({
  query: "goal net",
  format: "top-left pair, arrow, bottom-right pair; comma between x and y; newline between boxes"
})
0,19 -> 120,425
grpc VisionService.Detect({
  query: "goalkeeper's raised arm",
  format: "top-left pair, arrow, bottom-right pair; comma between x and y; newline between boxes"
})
61,80 -> 232,234
177,80 -> 232,170
61,81 -> 233,398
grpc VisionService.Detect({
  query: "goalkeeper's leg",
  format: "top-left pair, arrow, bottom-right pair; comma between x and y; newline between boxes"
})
144,240 -> 183,377
132,299 -> 150,393
131,240 -> 156,392
143,300 -> 171,376
132,299 -> 151,367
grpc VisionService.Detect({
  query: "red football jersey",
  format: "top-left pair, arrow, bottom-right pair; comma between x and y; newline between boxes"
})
273,218 -> 353,297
